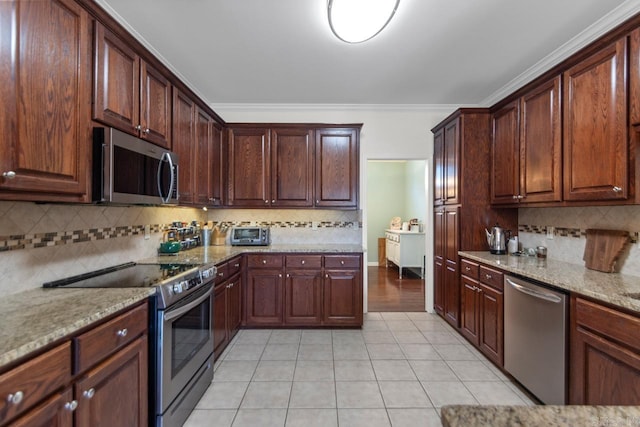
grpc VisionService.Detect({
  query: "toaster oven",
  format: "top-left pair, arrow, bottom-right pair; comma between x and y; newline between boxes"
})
230,227 -> 271,246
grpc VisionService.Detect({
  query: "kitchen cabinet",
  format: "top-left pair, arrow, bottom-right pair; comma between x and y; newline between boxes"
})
491,76 -> 562,205
209,123 -> 225,207
1,302 -> 148,427
569,296 -> 640,405
172,89 -> 196,205
563,36 -> 628,202
431,109 -> 517,329
384,230 -> 425,279
272,128 -> 314,207
244,253 -> 363,327
227,127 -> 271,207
93,23 -> 171,149
0,0 -> 92,203
315,128 -> 359,208
460,258 -> 504,367
214,257 -> 243,359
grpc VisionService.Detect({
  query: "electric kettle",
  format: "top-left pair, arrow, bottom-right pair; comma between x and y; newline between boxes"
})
485,223 -> 507,254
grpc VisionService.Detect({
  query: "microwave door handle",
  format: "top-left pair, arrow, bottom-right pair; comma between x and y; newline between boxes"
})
157,152 -> 175,203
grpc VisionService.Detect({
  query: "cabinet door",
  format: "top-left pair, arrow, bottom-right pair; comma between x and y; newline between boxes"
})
460,275 -> 480,345
444,207 -> 459,327
194,106 -> 212,206
285,269 -> 322,325
93,23 -> 139,134
0,0 -> 91,201
563,37 -> 628,201
74,335 -> 148,427
11,388 -> 73,427
433,209 -> 445,315
520,76 -> 562,203
570,297 -> 640,404
139,61 -> 171,148
245,268 -> 283,325
315,128 -> 359,208
443,119 -> 460,204
271,128 -> 314,207
491,101 -> 520,204
172,89 -> 195,204
227,273 -> 242,339
213,283 -> 228,359
209,124 -> 224,206
228,128 -> 271,207
433,128 -> 444,205
478,283 -> 503,366
322,269 -> 362,326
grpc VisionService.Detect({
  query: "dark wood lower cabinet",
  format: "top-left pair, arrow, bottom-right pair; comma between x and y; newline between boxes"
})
245,268 -> 285,326
570,297 -> 640,404
285,269 -> 323,325
214,259 -> 243,360
460,274 -> 480,344
213,282 -> 228,357
322,268 -> 363,326
11,388 -> 73,427
478,282 -> 503,366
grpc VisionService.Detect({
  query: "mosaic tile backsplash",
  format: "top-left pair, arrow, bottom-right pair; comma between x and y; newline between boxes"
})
518,206 -> 640,277
0,202 -> 362,296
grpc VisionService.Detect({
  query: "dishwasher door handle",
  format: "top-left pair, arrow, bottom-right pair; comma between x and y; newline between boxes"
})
506,278 -> 563,303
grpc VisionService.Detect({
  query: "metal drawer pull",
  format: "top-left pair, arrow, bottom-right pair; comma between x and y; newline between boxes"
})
286,274 -> 290,278
2,171 -> 16,179
341,260 -> 345,265
325,274 -> 329,278
83,388 -> 95,399
301,260 -> 305,264
234,263 -> 240,268
506,278 -> 562,303
278,274 -> 282,278
613,186 -> 623,193
485,274 -> 492,280
219,272 -> 224,277
7,391 -> 23,405
116,328 -> 128,337
262,260 -> 267,264
64,400 -> 78,412
465,266 -> 471,271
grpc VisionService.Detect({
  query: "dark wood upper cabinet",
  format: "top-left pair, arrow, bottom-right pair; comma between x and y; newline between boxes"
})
0,0 -> 92,202
209,123 -> 225,207
271,128 -> 314,207
491,101 -> 520,204
172,89 -> 195,204
433,118 -> 460,205
194,106 -> 212,206
94,23 -> 171,149
563,36 -> 628,201
315,128 -> 359,208
491,76 -> 562,205
227,127 -> 271,207
433,128 -> 445,205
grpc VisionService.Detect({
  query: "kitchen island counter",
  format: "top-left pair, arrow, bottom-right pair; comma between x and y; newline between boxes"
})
459,251 -> 640,314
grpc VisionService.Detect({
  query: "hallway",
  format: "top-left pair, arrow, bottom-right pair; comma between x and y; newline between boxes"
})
368,266 -> 425,312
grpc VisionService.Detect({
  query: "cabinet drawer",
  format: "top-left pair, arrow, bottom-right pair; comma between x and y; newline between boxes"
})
215,262 -> 229,284
228,257 -> 242,276
324,255 -> 361,269
479,266 -> 503,291
574,297 -> 640,352
247,255 -> 283,268
460,259 -> 479,278
0,342 -> 72,425
75,302 -> 148,373
286,255 -> 322,269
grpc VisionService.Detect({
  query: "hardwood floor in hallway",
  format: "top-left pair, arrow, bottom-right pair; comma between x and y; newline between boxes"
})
368,265 -> 425,312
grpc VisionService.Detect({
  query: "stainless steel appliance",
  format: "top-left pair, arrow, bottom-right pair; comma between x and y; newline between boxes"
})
504,274 -> 567,404
230,226 -> 271,246
44,261 -> 217,427
484,223 -> 507,254
93,127 -> 179,205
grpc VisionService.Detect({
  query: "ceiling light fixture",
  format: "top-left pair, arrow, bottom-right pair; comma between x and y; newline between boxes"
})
328,0 -> 400,44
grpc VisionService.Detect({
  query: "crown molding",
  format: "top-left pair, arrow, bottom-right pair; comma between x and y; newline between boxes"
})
481,0 -> 640,107
209,103 -> 467,112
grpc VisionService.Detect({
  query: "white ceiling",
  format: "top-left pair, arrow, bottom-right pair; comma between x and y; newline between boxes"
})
97,0 -> 639,107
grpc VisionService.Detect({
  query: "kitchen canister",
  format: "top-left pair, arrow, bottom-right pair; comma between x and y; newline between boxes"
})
402,222 -> 409,231
508,236 -> 519,254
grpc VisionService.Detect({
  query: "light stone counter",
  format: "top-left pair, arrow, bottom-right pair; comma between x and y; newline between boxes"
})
138,244 -> 365,266
441,405 -> 640,427
0,287 -> 153,368
459,251 -> 640,314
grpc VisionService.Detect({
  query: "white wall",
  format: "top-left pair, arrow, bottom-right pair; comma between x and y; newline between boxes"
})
213,105 -> 454,312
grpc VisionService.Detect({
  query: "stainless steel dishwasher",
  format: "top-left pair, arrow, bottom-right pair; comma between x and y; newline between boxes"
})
504,274 -> 567,404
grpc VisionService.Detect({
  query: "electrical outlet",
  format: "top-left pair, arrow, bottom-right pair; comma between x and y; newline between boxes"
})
144,224 -> 150,240
546,226 -> 554,239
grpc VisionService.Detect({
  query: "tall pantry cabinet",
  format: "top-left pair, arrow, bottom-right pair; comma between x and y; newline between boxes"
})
432,109 -> 517,328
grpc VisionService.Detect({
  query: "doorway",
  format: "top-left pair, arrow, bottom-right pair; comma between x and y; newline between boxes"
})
366,160 -> 427,312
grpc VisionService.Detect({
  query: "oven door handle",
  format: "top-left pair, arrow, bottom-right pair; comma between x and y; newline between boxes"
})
163,287 -> 212,322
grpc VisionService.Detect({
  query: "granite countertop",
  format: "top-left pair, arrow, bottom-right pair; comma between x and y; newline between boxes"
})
459,251 -> 640,314
0,287 -> 153,368
137,244 -> 365,266
441,405 -> 640,427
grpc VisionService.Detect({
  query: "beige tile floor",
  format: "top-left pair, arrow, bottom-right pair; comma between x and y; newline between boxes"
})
185,312 -> 537,427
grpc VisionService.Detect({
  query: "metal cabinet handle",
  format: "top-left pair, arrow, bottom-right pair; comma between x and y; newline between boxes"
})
7,391 -> 24,405
64,400 -> 78,412
325,274 -> 329,278
262,260 -> 267,264
116,328 -> 128,337
278,274 -> 282,278
272,200 -> 275,203
83,388 -> 95,399
234,263 -> 240,268
265,200 -> 269,204
286,274 -> 290,278
218,272 -> 224,277
613,186 -> 623,193
301,260 -> 305,264
316,199 -> 319,204
144,128 -> 150,134
226,283 -> 231,289
340,260 -> 345,265
512,195 -> 518,199
485,274 -> 492,280
2,171 -> 16,179
465,266 -> 471,271
135,125 -> 142,131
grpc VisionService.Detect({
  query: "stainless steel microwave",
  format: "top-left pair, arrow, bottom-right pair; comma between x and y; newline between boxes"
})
230,227 -> 271,246
92,127 -> 179,205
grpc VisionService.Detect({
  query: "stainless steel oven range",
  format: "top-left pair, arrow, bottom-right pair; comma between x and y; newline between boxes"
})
44,261 -> 217,427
